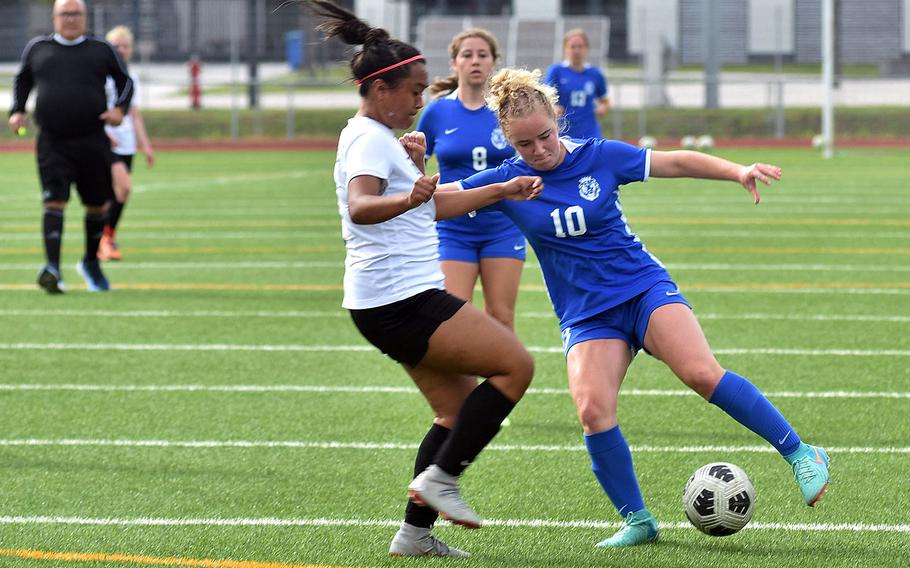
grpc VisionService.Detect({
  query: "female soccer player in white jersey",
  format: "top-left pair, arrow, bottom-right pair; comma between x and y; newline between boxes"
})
416,29 -> 526,330
306,1 -> 542,558
450,68 -> 830,548
99,26 -> 154,261
544,29 -> 609,139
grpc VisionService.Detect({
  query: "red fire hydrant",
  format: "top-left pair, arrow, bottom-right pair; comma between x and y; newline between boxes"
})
189,56 -> 202,110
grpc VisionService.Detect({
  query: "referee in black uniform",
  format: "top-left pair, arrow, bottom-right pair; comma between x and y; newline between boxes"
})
8,0 -> 133,293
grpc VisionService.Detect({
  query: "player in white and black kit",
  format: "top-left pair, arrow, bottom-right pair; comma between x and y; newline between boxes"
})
307,0 -> 542,558
8,0 -> 133,293
100,25 -> 155,262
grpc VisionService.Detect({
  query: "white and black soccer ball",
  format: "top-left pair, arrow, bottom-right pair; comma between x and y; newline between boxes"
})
683,462 -> 755,536
695,134 -> 715,151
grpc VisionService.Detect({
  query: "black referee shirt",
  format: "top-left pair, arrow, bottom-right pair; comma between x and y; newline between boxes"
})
10,33 -> 133,139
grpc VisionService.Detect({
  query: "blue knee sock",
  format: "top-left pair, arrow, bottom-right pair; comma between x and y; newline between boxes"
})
709,370 -> 801,456
584,426 -> 646,517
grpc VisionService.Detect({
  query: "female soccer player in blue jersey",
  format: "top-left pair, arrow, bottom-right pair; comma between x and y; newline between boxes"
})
307,1 -> 541,558
448,68 -> 830,548
416,29 -> 526,330
544,29 -> 609,139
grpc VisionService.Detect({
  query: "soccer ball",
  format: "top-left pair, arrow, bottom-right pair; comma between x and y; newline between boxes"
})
683,462 -> 755,536
695,134 -> 715,151
638,135 -> 657,149
811,134 -> 826,149
680,135 -> 697,149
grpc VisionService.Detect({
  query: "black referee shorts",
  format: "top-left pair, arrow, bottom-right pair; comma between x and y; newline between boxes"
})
349,288 -> 466,368
37,132 -> 114,206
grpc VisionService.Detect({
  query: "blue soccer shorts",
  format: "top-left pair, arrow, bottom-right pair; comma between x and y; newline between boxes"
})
560,280 -> 691,357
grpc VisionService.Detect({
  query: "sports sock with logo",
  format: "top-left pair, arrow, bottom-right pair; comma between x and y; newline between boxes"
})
404,423 -> 450,528
585,426 -> 646,517
42,207 -> 64,270
709,370 -> 801,456
433,380 -> 514,477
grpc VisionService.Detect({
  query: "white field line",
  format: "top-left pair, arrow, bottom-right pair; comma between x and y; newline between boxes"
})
1,383 -> 908,400
2,343 -> 908,357
0,515 -> 906,533
3,260 -> 907,273
1,308 -> 907,324
0,438 -> 907,455
0,231 -> 322,241
2,229 -> 909,241
132,170 -> 314,194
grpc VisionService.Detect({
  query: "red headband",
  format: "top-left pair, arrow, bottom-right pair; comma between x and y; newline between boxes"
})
355,54 -> 425,85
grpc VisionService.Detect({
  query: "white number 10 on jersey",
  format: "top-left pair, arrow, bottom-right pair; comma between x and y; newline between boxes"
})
550,206 -> 587,238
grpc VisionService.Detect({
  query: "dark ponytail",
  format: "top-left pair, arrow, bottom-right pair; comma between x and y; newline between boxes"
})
306,0 -> 422,96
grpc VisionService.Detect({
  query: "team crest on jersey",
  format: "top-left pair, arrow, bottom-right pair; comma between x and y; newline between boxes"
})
491,128 -> 509,150
585,81 -> 595,95
578,176 -> 601,201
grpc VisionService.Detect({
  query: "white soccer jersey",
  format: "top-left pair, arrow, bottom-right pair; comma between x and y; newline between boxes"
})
334,116 -> 444,310
105,72 -> 139,156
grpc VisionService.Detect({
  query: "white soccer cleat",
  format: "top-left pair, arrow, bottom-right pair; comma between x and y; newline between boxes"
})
408,465 -> 482,529
389,523 -> 469,557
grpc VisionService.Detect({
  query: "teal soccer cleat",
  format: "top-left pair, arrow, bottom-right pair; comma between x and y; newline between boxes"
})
595,510 -> 659,548
785,443 -> 830,506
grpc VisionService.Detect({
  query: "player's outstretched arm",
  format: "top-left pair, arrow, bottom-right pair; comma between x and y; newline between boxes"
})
434,176 -> 542,220
649,150 -> 782,204
348,173 -> 439,225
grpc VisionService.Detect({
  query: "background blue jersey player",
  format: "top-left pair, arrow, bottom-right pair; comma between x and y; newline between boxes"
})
433,67 -> 830,549
417,28 -> 526,330
544,28 -> 609,139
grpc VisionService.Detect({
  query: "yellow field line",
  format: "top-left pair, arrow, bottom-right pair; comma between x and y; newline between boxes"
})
0,282 -> 908,292
0,246 -> 339,255
631,217 -> 910,226
0,283 -> 338,291
0,548 -> 344,568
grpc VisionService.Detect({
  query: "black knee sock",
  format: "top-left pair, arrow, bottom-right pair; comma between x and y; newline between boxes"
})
42,208 -> 64,270
84,213 -> 106,261
107,200 -> 125,232
403,423 -> 450,528
434,381 -> 515,477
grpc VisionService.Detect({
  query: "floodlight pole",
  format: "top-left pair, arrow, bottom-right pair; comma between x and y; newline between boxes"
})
821,0 -> 835,159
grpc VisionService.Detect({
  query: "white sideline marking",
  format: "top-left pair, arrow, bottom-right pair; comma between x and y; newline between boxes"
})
1,260 -> 908,273
0,308 -> 907,324
0,515 -> 906,533
0,309 -> 346,318
0,231 -> 323,241
2,383 -> 909,400
4,343 -> 907,357
0,438 -> 906,454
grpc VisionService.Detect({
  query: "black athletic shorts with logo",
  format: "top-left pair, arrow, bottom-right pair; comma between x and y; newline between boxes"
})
37,131 -> 114,206
349,288 -> 466,367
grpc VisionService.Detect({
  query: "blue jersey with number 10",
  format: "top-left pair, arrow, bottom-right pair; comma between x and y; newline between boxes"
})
417,91 -> 517,238
459,138 -> 671,328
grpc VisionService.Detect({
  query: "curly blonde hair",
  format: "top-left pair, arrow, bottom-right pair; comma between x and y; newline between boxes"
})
487,68 -> 560,136
106,25 -> 134,44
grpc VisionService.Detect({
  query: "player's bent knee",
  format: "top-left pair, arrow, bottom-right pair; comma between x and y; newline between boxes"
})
487,306 -> 515,329
677,362 -> 724,397
576,397 -> 616,432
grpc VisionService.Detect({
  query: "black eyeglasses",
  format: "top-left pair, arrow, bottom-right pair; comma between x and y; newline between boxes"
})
55,11 -> 85,19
